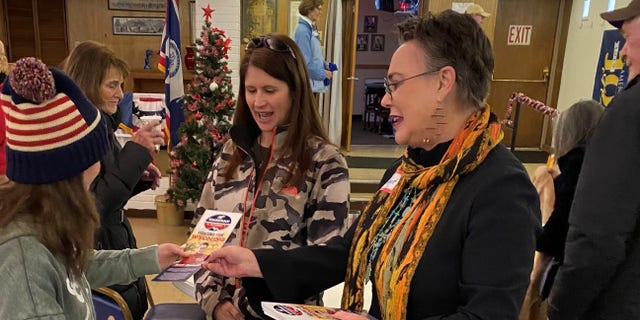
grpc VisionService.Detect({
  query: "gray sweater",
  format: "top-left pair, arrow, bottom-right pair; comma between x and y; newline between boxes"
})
0,220 -> 160,319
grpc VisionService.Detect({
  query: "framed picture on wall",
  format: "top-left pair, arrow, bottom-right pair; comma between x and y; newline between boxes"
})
357,34 -> 369,51
371,34 -> 385,51
112,16 -> 165,36
289,1 -> 302,37
190,1 -> 197,44
364,15 -> 378,33
108,0 -> 165,11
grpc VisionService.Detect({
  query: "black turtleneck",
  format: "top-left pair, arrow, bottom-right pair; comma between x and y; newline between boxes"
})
377,140 -> 453,188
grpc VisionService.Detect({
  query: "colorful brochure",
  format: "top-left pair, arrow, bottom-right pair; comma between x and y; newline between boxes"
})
153,210 -> 241,281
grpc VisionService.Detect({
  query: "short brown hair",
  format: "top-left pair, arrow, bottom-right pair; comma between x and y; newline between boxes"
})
397,10 -> 494,111
299,0 -> 323,16
227,34 -> 330,186
61,40 -> 129,111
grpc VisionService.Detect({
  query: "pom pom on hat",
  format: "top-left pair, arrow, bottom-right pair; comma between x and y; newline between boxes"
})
1,57 -> 109,184
9,57 -> 56,103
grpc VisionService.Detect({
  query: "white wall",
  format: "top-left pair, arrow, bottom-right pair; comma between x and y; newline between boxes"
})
557,0 -> 630,111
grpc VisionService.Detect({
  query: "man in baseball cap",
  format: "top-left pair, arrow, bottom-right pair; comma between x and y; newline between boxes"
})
547,1 -> 640,319
465,4 -> 490,25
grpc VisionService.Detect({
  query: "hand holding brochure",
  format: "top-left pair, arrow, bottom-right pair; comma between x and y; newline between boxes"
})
153,210 -> 241,281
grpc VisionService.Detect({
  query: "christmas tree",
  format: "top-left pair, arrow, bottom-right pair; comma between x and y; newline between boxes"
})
165,5 -> 235,207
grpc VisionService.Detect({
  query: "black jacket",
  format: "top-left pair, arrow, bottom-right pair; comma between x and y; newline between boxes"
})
90,110 -> 153,319
549,76 -> 640,320
536,146 -> 586,260
245,144 -> 541,319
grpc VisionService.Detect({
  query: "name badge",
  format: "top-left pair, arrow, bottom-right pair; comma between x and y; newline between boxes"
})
380,170 -> 402,193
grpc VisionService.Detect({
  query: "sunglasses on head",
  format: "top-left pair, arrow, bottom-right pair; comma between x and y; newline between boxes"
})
246,36 -> 297,60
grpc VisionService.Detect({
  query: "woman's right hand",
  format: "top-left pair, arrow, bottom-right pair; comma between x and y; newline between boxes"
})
213,300 -> 244,320
131,120 -> 164,152
203,246 -> 263,278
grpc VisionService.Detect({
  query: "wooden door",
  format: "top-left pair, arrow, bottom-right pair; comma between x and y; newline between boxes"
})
340,0 -> 358,151
488,0 -> 561,148
3,0 -> 68,66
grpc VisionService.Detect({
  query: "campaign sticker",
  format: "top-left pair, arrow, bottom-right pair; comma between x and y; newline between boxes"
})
380,170 -> 403,193
273,304 -> 303,315
204,214 -> 232,231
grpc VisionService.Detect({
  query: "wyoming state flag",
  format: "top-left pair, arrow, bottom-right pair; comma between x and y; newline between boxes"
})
158,0 -> 184,149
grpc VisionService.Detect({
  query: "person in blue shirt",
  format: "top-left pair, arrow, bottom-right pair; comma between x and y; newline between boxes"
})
294,0 -> 332,94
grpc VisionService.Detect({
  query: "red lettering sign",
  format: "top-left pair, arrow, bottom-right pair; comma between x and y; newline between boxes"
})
508,25 -> 533,45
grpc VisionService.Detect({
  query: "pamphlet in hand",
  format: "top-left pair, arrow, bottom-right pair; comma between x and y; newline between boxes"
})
153,210 -> 241,282
261,302 -> 377,320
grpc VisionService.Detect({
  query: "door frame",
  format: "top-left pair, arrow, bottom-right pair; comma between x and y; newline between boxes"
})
541,0 -> 572,150
340,0 -> 359,151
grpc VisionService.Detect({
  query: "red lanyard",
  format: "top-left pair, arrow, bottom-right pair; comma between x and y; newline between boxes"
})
239,129 -> 276,247
236,130 -> 276,288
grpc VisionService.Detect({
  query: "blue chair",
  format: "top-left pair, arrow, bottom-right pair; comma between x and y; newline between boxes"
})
143,278 -> 206,320
92,287 -> 133,320
144,303 -> 206,320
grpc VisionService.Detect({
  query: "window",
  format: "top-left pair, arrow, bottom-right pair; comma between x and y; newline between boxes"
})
582,0 -> 591,20
607,0 -> 616,12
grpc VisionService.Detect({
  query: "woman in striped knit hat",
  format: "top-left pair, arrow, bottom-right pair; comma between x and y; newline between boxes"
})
0,57 -> 188,320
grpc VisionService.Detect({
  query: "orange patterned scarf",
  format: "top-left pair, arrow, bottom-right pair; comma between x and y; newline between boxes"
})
341,107 -> 503,319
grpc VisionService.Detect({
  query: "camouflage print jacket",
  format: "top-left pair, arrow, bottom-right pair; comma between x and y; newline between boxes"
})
191,125 -> 350,319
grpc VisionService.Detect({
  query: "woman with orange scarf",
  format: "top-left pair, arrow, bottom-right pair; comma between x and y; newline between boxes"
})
203,11 -> 541,320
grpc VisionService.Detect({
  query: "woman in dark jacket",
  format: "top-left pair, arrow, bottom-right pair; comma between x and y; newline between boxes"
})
520,100 -> 604,320
202,11 -> 541,320
61,40 -> 165,319
536,100 -> 604,263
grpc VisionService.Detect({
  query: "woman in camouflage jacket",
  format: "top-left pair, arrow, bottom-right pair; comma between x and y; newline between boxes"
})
191,34 -> 350,319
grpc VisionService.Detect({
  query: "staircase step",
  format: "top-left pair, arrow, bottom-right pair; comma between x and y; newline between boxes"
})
351,179 -> 379,194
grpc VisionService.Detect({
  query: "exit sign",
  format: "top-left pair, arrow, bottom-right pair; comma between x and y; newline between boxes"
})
508,25 -> 533,46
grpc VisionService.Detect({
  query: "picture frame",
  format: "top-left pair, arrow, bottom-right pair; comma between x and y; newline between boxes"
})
289,0 -> 302,37
190,1 -> 197,44
356,34 -> 369,51
371,34 -> 385,51
364,15 -> 378,33
112,16 -> 165,36
108,0 -> 165,12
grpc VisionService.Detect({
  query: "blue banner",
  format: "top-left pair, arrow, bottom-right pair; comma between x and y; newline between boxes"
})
593,30 -> 628,107
158,0 -> 184,149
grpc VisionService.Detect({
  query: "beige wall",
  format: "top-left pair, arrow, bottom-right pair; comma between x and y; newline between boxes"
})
556,0 -> 631,111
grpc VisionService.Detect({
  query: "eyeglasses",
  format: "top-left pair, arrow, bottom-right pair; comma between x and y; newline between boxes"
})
246,36 -> 297,60
383,68 -> 442,99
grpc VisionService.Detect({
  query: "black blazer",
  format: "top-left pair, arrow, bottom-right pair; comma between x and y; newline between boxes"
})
245,144 -> 541,319
536,146 -> 585,260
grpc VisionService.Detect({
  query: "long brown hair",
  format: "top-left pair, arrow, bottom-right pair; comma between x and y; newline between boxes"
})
0,176 -> 99,278
61,40 -> 129,109
225,34 -> 330,186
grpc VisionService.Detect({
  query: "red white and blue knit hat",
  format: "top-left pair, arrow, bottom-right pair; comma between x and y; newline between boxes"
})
0,57 -> 108,184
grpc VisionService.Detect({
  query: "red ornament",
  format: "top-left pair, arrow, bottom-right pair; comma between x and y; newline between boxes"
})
195,112 -> 203,120
202,5 -> 214,21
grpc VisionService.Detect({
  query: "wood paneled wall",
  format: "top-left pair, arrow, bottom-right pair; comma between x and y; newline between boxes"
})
426,0 -> 497,43
66,0 -> 192,72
